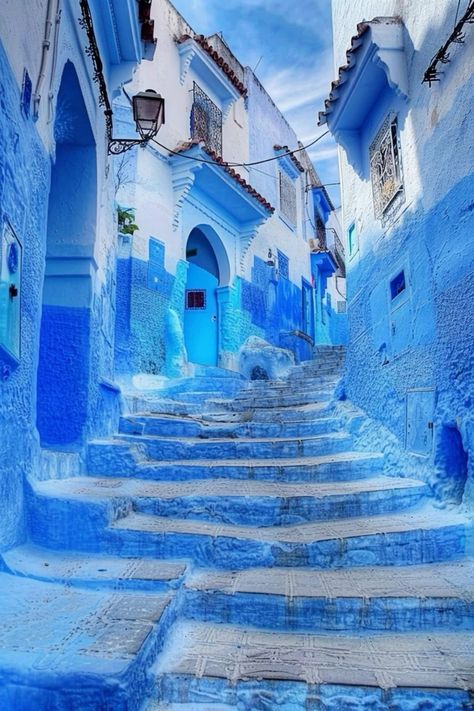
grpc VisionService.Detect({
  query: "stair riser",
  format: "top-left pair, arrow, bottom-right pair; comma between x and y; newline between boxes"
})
182,590 -> 474,633
27,493 -> 130,549
155,675 -> 471,711
93,524 -> 468,570
111,435 -> 353,461
119,417 -> 343,439
87,447 -> 383,482
136,487 -> 427,526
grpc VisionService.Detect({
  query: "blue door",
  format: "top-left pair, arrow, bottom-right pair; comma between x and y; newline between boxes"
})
184,262 -> 218,365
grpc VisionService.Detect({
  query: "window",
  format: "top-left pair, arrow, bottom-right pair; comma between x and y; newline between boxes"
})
347,222 -> 358,258
390,270 -> 406,301
279,171 -> 297,226
337,300 -> 347,314
186,289 -> 206,309
316,215 -> 326,247
277,250 -> 289,279
369,115 -> 404,221
191,82 -> 222,156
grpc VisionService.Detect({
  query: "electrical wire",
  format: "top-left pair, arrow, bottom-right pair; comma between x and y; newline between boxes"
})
454,0 -> 462,26
150,131 -> 330,169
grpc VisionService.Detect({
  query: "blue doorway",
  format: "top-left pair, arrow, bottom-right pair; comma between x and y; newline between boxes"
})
184,228 -> 219,366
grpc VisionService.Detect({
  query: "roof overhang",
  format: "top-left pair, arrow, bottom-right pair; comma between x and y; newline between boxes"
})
311,250 -> 338,276
169,142 -> 273,230
177,37 -> 243,115
312,186 -> 332,224
95,0 -> 156,91
318,17 -> 408,174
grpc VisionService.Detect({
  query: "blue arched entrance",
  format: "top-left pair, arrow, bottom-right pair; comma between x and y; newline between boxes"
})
184,226 -> 225,366
36,62 -> 97,447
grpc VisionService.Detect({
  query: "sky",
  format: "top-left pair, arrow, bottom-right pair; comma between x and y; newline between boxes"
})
171,0 -> 340,205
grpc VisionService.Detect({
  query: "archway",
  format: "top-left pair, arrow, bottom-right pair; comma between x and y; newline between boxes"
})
184,225 -> 229,366
36,61 -> 97,447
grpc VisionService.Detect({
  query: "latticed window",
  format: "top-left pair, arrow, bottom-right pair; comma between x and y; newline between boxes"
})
369,115 -> 404,220
279,171 -> 297,225
277,250 -> 289,279
191,82 -> 222,156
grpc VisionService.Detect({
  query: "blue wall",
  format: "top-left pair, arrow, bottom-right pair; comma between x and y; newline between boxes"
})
115,242 -> 314,375
345,169 -> 474,503
0,42 -> 50,549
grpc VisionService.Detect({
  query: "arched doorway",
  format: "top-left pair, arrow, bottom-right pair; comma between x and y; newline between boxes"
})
184,226 -> 228,366
36,61 -> 97,447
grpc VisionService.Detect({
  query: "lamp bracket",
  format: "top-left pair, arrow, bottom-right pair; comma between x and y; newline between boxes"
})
108,138 -> 147,155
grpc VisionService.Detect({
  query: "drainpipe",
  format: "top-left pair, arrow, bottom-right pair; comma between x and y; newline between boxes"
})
33,0 -> 56,119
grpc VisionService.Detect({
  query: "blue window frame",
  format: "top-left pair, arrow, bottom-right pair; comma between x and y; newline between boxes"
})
277,250 -> 289,279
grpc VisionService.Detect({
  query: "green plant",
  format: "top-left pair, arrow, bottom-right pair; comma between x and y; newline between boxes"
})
117,206 -> 139,236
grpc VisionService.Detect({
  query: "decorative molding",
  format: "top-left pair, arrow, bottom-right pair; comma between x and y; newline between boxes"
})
239,219 -> 266,275
177,38 -> 241,112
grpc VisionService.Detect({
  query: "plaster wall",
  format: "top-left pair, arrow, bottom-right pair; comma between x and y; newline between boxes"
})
114,0 -> 332,375
331,0 -> 474,503
0,1 -> 144,545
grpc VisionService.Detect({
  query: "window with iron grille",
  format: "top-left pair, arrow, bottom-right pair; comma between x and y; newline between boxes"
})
279,171 -> 297,226
277,250 -> 289,279
191,82 -> 222,156
186,289 -> 206,310
369,114 -> 404,221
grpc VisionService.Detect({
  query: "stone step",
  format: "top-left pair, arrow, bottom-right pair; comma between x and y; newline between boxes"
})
2,544 -> 187,592
104,504 -> 469,569
152,622 -> 474,707
87,445 -> 384,482
243,375 -> 339,391
202,400 -> 333,423
183,559 -> 474,632
119,413 -> 344,439
166,391 -> 235,405
207,392 -> 334,412
111,431 -> 353,461
0,572 -> 175,710
30,475 -> 428,534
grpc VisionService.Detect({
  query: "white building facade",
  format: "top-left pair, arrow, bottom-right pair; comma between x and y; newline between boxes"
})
114,0 -> 347,380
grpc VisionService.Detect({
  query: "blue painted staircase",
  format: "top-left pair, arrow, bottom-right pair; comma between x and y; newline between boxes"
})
2,346 -> 474,710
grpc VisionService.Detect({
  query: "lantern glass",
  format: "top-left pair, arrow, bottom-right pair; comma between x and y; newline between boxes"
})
132,90 -> 165,140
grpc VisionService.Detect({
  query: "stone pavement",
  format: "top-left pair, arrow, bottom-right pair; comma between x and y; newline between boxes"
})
2,347 -> 473,709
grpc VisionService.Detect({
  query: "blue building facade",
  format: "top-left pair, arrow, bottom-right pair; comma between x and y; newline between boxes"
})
0,0 -> 153,548
321,2 -> 474,506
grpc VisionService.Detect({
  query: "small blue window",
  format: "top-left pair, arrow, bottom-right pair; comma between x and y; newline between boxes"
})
348,222 -> 358,257
390,270 -> 406,300
277,250 -> 289,279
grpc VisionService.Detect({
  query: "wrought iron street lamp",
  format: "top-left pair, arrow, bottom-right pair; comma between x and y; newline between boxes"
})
108,90 -> 165,155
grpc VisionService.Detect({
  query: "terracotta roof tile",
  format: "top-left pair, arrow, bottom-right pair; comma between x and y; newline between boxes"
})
274,145 -> 305,173
319,17 -> 401,123
171,140 -> 274,213
177,34 -> 247,97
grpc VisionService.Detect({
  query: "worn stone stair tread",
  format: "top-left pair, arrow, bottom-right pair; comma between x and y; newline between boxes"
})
154,621 -> 474,690
3,544 -> 187,586
0,571 -> 172,678
33,474 -> 426,502
114,431 -> 348,445
185,558 -> 474,600
139,450 -> 383,469
146,704 -> 235,711
111,503 -> 468,543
